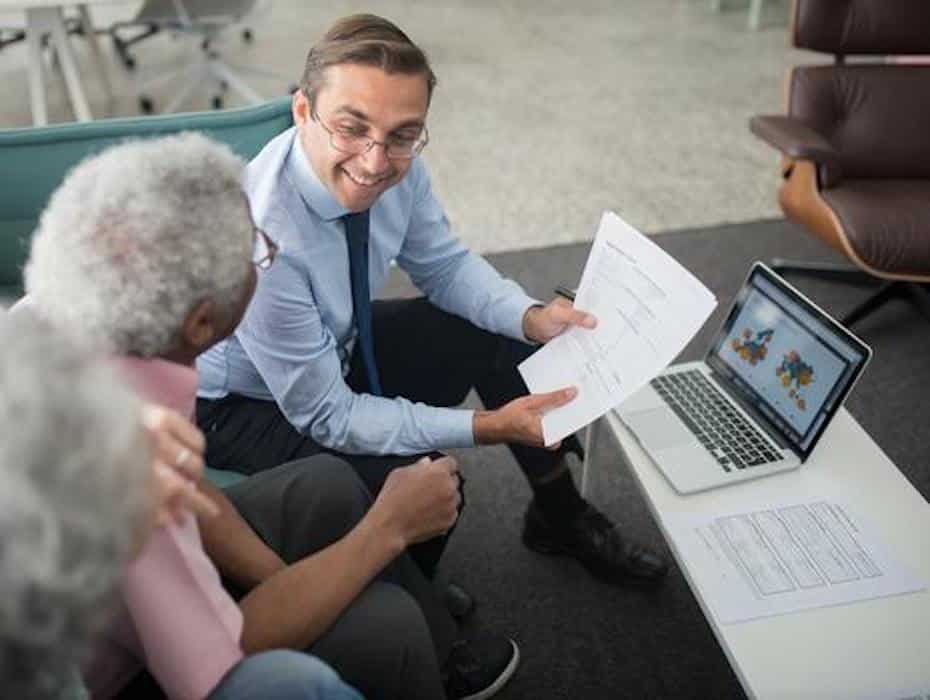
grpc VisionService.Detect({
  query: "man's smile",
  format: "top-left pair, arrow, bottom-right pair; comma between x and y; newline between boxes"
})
341,166 -> 392,188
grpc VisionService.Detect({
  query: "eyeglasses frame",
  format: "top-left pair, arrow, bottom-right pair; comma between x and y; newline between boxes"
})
309,106 -> 429,160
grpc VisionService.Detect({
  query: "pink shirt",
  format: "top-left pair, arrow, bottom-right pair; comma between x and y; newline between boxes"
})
85,357 -> 244,700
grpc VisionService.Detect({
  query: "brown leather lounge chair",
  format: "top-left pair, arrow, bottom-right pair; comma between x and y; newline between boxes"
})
750,0 -> 930,328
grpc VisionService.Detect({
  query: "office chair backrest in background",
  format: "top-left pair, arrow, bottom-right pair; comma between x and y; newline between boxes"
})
0,97 -> 293,300
791,0 -> 930,55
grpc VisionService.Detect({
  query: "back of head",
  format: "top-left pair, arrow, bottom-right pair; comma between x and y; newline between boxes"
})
25,133 -> 252,358
0,314 -> 150,698
299,13 -> 437,106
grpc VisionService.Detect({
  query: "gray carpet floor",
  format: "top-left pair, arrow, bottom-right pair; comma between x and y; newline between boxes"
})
383,217 -> 930,699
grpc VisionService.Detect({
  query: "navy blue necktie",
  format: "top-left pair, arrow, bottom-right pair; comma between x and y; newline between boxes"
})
343,211 -> 383,396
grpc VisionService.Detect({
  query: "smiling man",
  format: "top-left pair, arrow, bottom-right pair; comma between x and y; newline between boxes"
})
197,14 -> 667,607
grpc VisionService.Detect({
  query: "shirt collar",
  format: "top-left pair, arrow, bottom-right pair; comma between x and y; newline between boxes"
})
286,132 -> 349,222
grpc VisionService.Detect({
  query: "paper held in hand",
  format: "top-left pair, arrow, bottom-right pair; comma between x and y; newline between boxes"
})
518,211 -> 717,446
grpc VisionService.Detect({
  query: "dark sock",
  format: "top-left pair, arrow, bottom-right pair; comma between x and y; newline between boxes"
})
531,468 -> 587,526
564,434 -> 585,461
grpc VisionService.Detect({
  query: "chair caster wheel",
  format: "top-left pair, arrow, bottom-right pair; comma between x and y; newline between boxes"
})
212,95 -> 224,110
242,28 -> 253,42
139,96 -> 154,114
124,55 -> 136,70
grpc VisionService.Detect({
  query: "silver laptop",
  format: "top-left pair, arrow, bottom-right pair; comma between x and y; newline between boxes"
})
618,262 -> 872,494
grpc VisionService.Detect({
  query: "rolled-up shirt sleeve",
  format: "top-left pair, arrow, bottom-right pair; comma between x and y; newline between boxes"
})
235,247 -> 475,455
397,161 -> 540,344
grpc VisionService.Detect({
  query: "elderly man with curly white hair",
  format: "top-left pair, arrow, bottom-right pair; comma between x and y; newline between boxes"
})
23,132 -> 487,700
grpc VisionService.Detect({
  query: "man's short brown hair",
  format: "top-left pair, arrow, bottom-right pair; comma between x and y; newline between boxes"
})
299,14 -> 437,106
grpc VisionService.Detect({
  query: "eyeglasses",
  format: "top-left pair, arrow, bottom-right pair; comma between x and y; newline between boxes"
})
252,228 -> 278,270
311,107 -> 429,159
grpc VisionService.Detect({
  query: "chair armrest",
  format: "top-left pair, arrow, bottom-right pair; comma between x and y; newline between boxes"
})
749,115 -> 842,186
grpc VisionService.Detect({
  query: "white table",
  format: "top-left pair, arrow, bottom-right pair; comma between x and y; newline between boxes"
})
0,0 -> 132,125
583,407 -> 930,699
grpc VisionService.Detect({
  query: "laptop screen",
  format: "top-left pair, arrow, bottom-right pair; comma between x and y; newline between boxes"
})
705,264 -> 871,459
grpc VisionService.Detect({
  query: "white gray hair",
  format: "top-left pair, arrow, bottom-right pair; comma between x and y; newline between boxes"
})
0,313 -> 151,697
25,132 -> 252,357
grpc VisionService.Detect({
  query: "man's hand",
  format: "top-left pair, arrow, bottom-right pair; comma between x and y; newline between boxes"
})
473,387 -> 578,449
522,297 -> 597,344
142,405 -> 219,527
371,455 -> 461,548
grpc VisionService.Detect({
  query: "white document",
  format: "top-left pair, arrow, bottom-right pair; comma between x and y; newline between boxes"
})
665,499 -> 926,624
518,211 -> 716,445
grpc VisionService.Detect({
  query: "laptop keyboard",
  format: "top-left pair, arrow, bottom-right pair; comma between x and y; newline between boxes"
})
651,370 -> 784,473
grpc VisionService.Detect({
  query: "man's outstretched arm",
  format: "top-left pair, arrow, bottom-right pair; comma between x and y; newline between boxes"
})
198,480 -> 286,591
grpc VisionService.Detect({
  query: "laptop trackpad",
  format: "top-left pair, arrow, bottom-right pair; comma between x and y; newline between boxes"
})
625,408 -> 695,450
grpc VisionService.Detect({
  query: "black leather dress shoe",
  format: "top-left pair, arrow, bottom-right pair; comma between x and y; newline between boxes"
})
522,500 -> 669,587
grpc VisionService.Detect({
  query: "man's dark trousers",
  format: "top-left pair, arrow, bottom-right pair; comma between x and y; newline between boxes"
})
197,297 -> 580,575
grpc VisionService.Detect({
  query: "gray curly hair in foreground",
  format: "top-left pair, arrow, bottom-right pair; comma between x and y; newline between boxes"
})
25,132 -> 252,357
0,312 -> 151,698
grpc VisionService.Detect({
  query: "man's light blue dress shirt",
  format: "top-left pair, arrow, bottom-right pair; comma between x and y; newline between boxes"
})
197,128 -> 538,455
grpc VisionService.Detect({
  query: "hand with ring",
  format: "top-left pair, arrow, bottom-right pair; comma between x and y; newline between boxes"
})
141,404 -> 219,525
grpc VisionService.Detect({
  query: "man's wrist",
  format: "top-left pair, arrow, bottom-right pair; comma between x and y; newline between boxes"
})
521,304 -> 544,344
473,409 -> 503,445
361,500 -> 408,559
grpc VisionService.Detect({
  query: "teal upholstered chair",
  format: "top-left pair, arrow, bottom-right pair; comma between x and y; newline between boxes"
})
0,97 -> 293,300
0,97 -> 294,487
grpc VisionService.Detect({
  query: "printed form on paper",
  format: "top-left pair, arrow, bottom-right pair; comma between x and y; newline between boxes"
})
664,498 -> 926,624
518,211 -> 717,445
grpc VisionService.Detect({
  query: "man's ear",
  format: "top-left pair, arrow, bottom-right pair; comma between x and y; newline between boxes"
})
293,88 -> 310,127
181,298 -> 217,351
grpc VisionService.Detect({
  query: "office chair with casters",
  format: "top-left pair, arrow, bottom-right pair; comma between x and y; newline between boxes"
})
110,0 -> 254,70
750,0 -> 930,328
110,0 -> 288,114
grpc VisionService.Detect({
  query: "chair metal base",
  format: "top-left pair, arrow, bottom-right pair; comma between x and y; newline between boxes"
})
1,16 -> 84,52
130,20 -> 290,114
0,28 -> 27,51
771,259 -> 930,327
110,22 -> 161,70
137,55 -> 280,113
